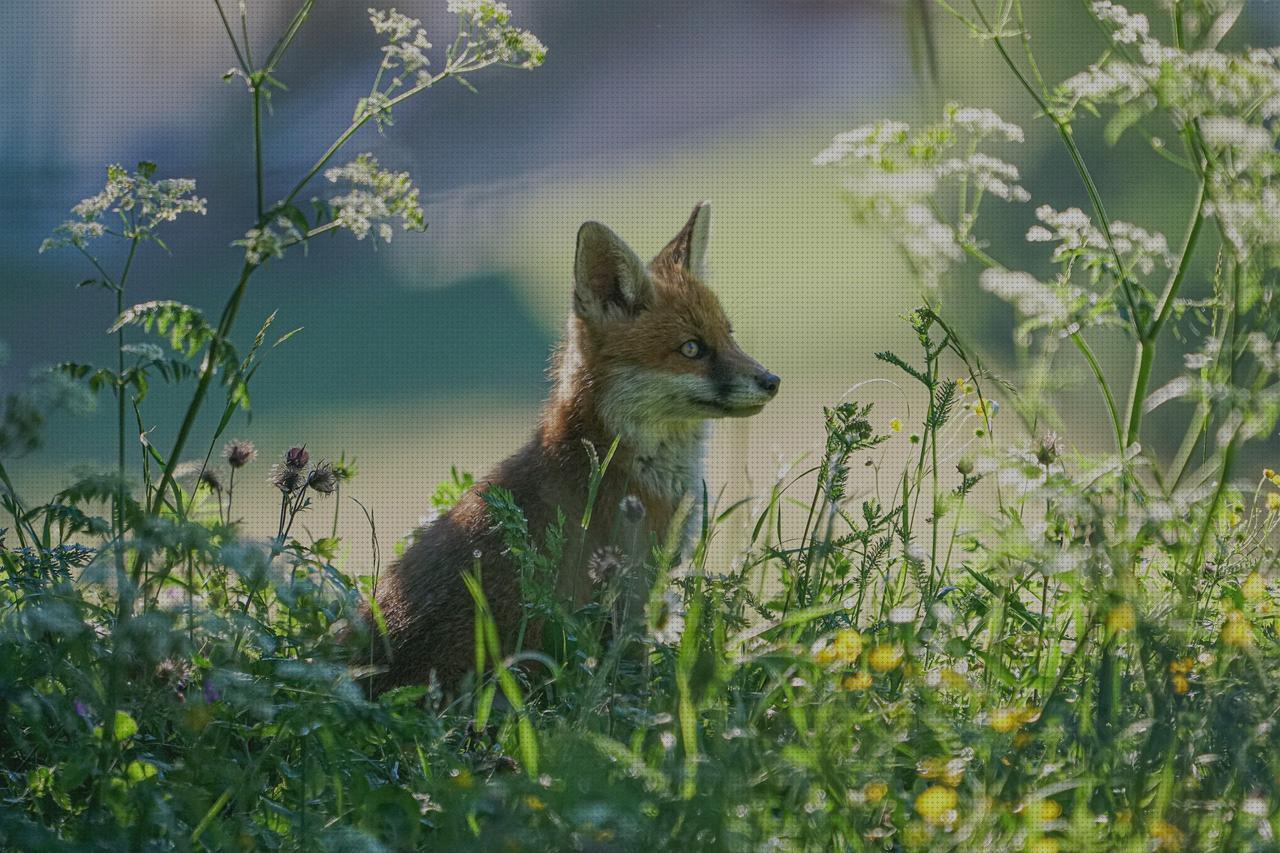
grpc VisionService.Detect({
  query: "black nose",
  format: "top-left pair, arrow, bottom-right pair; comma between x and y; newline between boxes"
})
756,372 -> 780,396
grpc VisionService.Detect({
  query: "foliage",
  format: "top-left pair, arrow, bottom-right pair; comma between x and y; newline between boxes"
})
4,1 -> 1280,851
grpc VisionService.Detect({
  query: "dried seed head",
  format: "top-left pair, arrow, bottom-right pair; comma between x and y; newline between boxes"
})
620,494 -> 646,523
270,463 -> 305,494
587,546 -> 627,585
1034,433 -> 1060,467
285,446 -> 310,469
223,439 -> 257,469
307,463 -> 338,495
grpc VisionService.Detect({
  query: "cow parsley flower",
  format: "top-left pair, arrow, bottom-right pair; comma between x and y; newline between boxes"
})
1091,1 -> 1149,44
41,162 -> 206,253
324,153 -> 425,243
233,216 -> 303,266
815,104 -> 1027,287
980,269 -> 1069,326
449,1 -> 546,69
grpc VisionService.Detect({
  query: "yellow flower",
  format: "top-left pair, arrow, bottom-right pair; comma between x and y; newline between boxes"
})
863,780 -> 889,804
1268,493 -> 1280,514
452,769 -> 474,789
832,629 -> 862,661
1150,819 -> 1183,849
1022,798 -> 1062,826
1171,674 -> 1190,695
939,668 -> 970,690
842,671 -> 874,691
915,785 -> 958,825
1012,731 -> 1033,749
868,644 -> 904,672
524,795 -> 546,811
990,707 -> 1023,734
1265,468 -> 1276,480
1168,657 -> 1194,675
890,418 -> 903,433
1024,839 -> 1060,853
1242,572 -> 1267,601
1222,610 -> 1252,648
918,756 -> 966,787
1106,602 -> 1136,633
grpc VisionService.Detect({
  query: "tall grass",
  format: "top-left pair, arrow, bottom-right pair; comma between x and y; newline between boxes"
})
2,1 -> 1280,850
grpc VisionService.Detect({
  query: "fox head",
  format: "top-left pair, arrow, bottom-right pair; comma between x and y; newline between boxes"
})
563,202 -> 779,444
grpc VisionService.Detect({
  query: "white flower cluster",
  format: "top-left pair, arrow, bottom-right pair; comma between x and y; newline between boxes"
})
448,0 -> 546,69
1090,1 -> 1149,44
1064,5 -> 1280,124
948,106 -> 1025,142
233,216 -> 304,266
368,8 -> 433,86
41,163 -> 206,253
936,153 -> 1031,202
1027,205 -> 1173,277
979,269 -> 1070,326
324,153 -> 425,243
814,105 -> 1028,287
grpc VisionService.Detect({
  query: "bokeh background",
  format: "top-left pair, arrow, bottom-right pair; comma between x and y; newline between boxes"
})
3,1 -> 1278,568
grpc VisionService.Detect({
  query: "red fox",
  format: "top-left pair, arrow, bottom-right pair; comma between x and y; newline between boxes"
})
364,202 -> 779,691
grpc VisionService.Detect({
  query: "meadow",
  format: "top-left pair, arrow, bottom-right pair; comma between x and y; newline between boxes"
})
3,1 -> 1280,849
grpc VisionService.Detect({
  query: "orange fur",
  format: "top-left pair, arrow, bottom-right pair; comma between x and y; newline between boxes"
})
361,202 -> 778,691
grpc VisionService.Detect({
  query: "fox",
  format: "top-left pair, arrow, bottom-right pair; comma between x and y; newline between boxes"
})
362,201 -> 780,692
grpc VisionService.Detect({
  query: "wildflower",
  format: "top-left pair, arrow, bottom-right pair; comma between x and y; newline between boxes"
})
1091,1 -> 1149,44
1106,602 -> 1136,633
1033,433 -> 1060,467
270,463 -> 305,494
285,446 -> 310,469
867,644 -> 903,672
914,785 -> 958,825
1149,819 -> 1183,849
1266,468 -> 1280,485
325,153 -> 425,243
587,546 -> 626,585
41,162 -> 206,252
1170,674 -> 1190,695
1268,493 -> 1280,514
233,216 -> 302,265
918,756 -> 966,787
523,794 -> 545,811
223,439 -> 257,469
199,467 -> 225,493
307,463 -> 338,495
830,629 -> 863,662
947,104 -> 1024,141
990,706 -> 1024,734
448,1 -> 546,68
841,671 -> 873,691
863,780 -> 889,804
1242,573 -> 1266,601
1021,798 -> 1062,826
1222,610 -> 1251,647
980,269 -> 1072,330
619,494 -> 646,522
889,418 -> 902,433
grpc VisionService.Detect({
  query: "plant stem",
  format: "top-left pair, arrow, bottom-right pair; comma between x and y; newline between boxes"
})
253,84 -> 265,220
1122,172 -> 1207,449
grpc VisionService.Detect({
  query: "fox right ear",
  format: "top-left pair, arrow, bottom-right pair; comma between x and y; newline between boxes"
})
573,222 -> 652,321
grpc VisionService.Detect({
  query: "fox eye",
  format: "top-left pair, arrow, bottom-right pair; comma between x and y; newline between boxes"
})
679,339 -> 707,359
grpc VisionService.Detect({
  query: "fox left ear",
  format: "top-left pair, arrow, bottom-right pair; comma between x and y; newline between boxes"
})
657,201 -> 712,278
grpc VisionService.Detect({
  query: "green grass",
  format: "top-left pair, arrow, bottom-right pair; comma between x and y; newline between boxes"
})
4,1 -> 1280,850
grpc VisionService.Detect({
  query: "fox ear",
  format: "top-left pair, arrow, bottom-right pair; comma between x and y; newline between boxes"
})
656,201 -> 712,278
574,221 -> 652,321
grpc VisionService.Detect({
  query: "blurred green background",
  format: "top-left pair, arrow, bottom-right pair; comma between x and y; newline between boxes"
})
2,1 -> 1277,568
